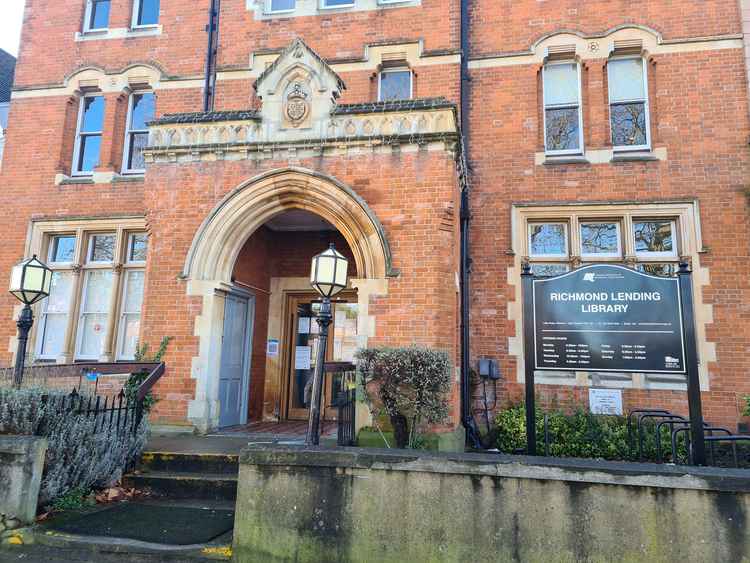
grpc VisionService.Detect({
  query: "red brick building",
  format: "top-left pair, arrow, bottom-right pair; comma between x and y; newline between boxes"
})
1,0 -> 749,445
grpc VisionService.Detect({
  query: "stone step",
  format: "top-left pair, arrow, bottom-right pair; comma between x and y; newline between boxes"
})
123,471 -> 238,502
138,451 -> 239,475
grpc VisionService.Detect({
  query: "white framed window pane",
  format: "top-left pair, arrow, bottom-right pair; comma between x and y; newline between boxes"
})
39,314 -> 68,358
88,0 -> 111,29
77,135 -> 102,172
608,58 -> 645,102
77,270 -> 113,358
127,133 -> 148,170
545,107 -> 580,152
89,234 -> 115,262
323,0 -> 354,6
81,96 -> 105,133
610,103 -> 647,147
529,223 -> 567,257
530,263 -> 569,277
119,313 -> 141,359
136,0 -> 160,26
270,0 -> 295,10
38,271 -> 73,358
379,70 -> 411,101
633,221 -> 676,256
130,93 -> 155,130
636,263 -> 677,277
123,270 -> 145,312
128,234 -> 148,262
49,236 -> 76,263
544,63 -> 579,106
580,222 -> 621,256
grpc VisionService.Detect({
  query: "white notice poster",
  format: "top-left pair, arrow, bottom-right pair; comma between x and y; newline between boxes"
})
589,388 -> 623,415
295,345 -> 312,370
298,317 -> 311,334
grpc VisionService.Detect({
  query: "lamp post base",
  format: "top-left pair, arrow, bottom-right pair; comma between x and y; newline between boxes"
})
306,298 -> 332,446
13,305 -> 33,389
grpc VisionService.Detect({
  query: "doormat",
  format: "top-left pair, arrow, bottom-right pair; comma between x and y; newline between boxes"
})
49,503 -> 235,545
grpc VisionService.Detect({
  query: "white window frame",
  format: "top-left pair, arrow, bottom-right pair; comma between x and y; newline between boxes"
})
72,94 -> 104,177
48,235 -> 77,265
121,92 -> 152,175
35,273 -> 74,360
542,61 -> 584,156
116,271 -> 144,360
607,56 -> 651,152
266,0 -> 296,13
83,0 -> 110,33
87,233 -> 117,264
579,221 -> 622,260
377,0 -> 411,4
126,232 -> 148,264
132,0 -> 160,29
377,68 -> 413,102
74,270 -> 113,361
320,0 -> 355,10
528,222 -> 569,258
633,219 -> 678,260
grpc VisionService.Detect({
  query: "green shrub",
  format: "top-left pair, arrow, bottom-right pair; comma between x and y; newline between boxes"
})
0,388 -> 149,505
356,346 -> 452,449
494,404 -> 687,462
743,396 -> 750,417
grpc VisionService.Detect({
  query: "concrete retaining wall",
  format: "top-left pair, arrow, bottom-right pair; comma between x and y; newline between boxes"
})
234,446 -> 750,563
0,436 -> 47,525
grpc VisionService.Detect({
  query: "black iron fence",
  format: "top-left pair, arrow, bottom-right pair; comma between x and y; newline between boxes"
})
326,362 -> 356,447
42,387 -> 142,435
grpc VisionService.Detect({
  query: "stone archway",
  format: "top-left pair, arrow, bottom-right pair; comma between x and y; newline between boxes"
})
183,167 -> 392,432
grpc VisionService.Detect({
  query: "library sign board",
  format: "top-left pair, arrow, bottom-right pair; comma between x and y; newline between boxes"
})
521,263 -> 705,463
532,265 -> 686,374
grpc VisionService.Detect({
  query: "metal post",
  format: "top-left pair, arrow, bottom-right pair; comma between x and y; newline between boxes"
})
13,304 -> 33,389
677,262 -> 706,465
521,263 -> 537,455
306,297 -> 332,446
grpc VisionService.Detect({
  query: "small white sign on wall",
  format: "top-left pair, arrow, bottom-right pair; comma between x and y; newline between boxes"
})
589,388 -> 623,415
295,345 -> 312,370
267,339 -> 279,357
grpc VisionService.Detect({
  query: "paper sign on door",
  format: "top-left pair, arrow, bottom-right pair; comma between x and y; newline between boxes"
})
295,345 -> 312,370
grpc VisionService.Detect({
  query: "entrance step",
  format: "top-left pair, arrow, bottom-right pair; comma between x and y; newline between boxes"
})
139,452 -> 239,475
123,471 -> 238,502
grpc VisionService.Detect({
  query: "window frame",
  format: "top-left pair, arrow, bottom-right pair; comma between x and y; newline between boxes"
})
86,233 -> 117,265
83,0 -> 111,33
266,0 -> 296,13
320,0 -> 355,10
528,221 -> 569,259
121,91 -> 153,175
377,68 -> 413,102
607,56 -> 651,152
633,218 -> 678,260
579,220 -> 623,260
71,94 -> 104,177
542,60 -> 584,156
74,268 -> 115,361
132,0 -> 160,29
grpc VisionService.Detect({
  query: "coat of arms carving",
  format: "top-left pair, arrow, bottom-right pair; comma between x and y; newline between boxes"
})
284,82 -> 309,127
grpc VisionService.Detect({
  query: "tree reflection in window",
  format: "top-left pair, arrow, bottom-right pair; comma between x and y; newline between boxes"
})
529,223 -> 567,256
545,108 -> 580,152
580,222 -> 619,256
633,221 -> 674,254
611,103 -> 647,147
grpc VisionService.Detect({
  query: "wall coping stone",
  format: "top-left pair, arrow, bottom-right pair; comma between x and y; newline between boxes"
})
239,444 -> 750,493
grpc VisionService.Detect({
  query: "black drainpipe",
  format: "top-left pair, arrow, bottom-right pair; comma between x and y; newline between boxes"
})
459,0 -> 482,449
203,0 -> 220,112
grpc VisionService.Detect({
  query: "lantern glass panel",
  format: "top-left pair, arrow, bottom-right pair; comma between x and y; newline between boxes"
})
315,255 -> 336,284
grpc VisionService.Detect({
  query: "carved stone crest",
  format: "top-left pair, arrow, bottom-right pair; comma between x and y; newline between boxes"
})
284,82 -> 309,127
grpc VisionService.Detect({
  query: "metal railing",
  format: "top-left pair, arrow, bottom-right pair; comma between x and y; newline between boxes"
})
325,361 -> 356,447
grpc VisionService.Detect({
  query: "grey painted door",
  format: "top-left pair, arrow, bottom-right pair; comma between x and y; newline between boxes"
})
218,292 -> 254,428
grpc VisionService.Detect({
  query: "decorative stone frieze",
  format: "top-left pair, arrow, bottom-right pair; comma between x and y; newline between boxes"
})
144,39 -> 458,164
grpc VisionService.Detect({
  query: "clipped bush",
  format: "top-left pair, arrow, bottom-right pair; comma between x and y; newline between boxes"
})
0,388 -> 148,505
356,346 -> 452,448
494,404 -> 687,462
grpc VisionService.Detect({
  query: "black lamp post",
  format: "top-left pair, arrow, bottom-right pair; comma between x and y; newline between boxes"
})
9,255 -> 52,388
306,243 -> 349,446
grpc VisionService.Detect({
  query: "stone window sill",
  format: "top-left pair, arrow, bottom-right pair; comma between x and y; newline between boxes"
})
75,25 -> 162,42
611,151 -> 659,162
542,155 -> 589,166
55,172 -> 144,185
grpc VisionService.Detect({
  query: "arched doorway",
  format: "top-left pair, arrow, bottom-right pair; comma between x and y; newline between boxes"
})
182,168 -> 392,432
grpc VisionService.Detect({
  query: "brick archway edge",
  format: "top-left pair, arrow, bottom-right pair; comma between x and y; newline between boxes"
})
182,167 -> 395,282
